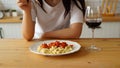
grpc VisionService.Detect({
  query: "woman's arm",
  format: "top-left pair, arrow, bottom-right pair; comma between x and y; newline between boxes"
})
42,23 -> 83,39
22,11 -> 35,41
17,0 -> 35,41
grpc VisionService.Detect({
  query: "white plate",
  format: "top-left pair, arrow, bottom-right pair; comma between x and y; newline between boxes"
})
29,40 -> 81,56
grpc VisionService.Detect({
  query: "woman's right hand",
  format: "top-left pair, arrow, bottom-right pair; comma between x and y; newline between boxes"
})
17,0 -> 31,12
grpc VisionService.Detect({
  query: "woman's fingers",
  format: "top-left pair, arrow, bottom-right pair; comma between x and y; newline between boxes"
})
17,0 -> 24,3
17,3 -> 25,7
17,0 -> 28,4
17,0 -> 31,11
17,0 -> 30,7
16,0 -> 21,3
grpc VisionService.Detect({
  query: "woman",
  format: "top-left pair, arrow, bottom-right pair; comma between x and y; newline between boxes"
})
17,0 -> 85,41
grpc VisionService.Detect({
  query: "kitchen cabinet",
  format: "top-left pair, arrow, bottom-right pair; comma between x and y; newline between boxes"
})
0,23 -> 22,38
81,22 -> 120,38
1,22 -> 119,39
0,16 -> 22,38
81,15 -> 120,38
0,27 -> 3,38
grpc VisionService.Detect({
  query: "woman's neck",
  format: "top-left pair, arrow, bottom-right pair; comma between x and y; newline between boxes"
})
45,0 -> 60,7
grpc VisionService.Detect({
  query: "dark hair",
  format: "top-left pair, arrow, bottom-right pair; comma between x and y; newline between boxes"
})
38,0 -> 86,17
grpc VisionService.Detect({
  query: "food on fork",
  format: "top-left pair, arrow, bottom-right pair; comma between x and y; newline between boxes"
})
37,41 -> 73,54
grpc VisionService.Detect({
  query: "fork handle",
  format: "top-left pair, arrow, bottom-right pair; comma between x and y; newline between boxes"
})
27,0 -> 29,3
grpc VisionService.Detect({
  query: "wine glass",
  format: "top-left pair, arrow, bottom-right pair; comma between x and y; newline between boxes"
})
85,6 -> 102,51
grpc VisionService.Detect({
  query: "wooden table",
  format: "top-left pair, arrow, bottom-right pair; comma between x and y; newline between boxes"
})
0,38 -> 120,68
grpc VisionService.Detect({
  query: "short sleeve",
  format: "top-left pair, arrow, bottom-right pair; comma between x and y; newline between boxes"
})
31,0 -> 37,22
70,4 -> 84,24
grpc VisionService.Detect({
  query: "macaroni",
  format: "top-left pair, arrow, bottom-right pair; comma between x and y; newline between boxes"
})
37,41 -> 73,54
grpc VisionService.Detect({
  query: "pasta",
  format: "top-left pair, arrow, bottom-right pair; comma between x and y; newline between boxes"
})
37,41 -> 73,54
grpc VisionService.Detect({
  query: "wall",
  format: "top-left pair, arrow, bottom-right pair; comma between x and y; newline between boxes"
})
0,0 -> 22,15
86,0 -> 120,14
0,0 -> 120,14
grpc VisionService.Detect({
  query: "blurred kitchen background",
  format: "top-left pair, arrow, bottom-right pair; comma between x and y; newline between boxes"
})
0,0 -> 120,15
0,0 -> 120,39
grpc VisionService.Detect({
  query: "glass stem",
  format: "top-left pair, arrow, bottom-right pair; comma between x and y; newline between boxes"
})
92,28 -> 94,39
91,28 -> 101,51
92,28 -> 95,46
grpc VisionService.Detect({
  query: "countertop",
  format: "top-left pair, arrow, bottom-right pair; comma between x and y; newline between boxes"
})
0,15 -> 120,23
0,16 -> 22,23
0,38 -> 120,68
102,15 -> 120,22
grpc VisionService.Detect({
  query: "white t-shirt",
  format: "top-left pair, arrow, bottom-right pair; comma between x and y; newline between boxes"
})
31,0 -> 84,38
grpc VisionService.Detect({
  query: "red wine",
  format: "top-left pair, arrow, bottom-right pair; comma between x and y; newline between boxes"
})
86,20 -> 101,29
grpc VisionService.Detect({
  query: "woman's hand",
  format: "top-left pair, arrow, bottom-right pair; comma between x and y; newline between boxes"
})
17,0 -> 31,12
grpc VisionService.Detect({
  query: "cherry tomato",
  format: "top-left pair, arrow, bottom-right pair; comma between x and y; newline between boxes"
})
60,42 -> 68,48
41,43 -> 49,48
